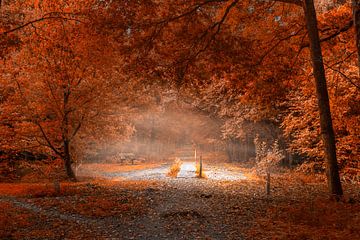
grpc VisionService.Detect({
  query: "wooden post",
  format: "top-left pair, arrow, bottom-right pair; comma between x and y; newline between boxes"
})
266,171 -> 270,195
199,155 -> 203,178
194,148 -> 197,163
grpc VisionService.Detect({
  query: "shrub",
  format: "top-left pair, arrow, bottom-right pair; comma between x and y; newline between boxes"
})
167,158 -> 182,177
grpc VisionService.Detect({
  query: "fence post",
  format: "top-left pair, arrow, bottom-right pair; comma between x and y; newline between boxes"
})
199,155 -> 203,178
266,171 -> 271,195
194,148 -> 197,163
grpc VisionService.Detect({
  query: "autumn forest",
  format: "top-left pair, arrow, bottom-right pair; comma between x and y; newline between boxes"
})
0,0 -> 359,239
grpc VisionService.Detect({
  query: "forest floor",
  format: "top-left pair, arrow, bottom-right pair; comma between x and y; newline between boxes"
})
1,161 -> 360,239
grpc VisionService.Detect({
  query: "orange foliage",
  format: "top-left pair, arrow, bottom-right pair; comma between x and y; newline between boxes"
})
246,195 -> 360,240
0,202 -> 34,238
167,159 -> 182,177
0,183 -> 56,197
0,0 -> 358,197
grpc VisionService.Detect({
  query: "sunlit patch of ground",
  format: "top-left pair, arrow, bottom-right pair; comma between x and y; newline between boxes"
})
177,162 -> 246,180
205,168 -> 246,180
77,163 -> 164,173
181,162 -> 196,172
76,163 -> 167,180
172,161 -> 247,180
177,162 -> 196,178
84,161 -> 250,181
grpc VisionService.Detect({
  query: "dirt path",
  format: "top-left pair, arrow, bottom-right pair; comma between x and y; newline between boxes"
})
2,163 -> 359,239
127,180 -> 234,239
89,161 -> 247,181
1,163 -> 252,239
1,178 -> 250,239
0,195 -> 135,238
77,163 -> 171,180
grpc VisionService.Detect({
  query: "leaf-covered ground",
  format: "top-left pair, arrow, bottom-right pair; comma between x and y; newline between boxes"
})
1,163 -> 360,239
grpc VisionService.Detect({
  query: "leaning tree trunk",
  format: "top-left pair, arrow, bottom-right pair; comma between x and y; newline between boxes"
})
303,0 -> 343,196
353,0 -> 360,74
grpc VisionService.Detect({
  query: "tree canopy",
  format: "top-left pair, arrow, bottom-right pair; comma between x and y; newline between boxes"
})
0,0 -> 359,195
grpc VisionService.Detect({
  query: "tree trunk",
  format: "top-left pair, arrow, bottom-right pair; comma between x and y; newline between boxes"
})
236,141 -> 241,161
62,87 -> 76,181
226,141 -> 233,162
64,139 -> 76,181
303,0 -> 343,196
244,138 -> 249,162
353,0 -> 360,74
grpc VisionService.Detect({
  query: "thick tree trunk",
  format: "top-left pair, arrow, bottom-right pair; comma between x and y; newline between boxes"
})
303,0 -> 343,196
353,0 -> 360,73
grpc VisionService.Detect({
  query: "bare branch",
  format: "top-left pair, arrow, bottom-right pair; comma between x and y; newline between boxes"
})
70,115 -> 85,141
301,20 -> 353,49
12,74 -> 63,158
0,15 -> 85,35
273,0 -> 303,6
323,56 -> 360,90
153,0 -> 302,27
256,27 -> 304,65
156,0 -> 230,25
35,121 -> 64,158
178,0 -> 240,77
326,66 -> 360,90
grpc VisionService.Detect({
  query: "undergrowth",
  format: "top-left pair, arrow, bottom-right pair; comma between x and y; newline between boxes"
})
167,159 -> 182,177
